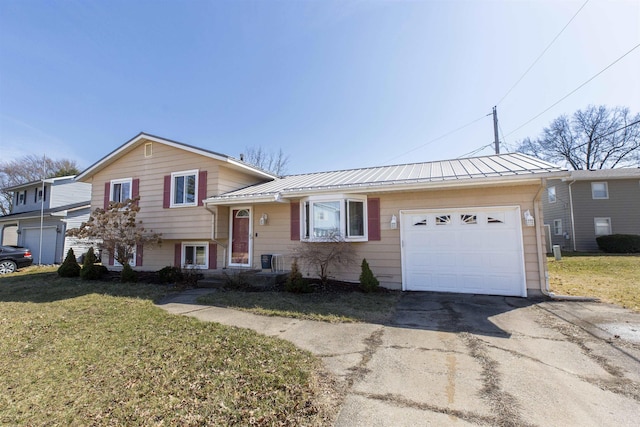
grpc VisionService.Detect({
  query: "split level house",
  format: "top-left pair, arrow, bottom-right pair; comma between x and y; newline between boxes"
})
543,168 -> 640,252
0,176 -> 92,264
75,133 -> 569,297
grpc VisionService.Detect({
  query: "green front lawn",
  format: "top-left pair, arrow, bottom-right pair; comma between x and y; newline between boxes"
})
548,253 -> 640,311
0,267 -> 337,426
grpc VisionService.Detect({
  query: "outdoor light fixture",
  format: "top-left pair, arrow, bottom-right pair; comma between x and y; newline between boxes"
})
523,210 -> 535,227
390,214 -> 398,229
259,213 -> 268,226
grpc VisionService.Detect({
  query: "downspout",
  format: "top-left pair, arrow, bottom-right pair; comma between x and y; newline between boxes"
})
204,203 -> 228,269
533,179 -> 551,297
567,179 -> 577,251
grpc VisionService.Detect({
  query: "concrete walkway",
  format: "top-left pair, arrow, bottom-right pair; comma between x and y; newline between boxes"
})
157,289 -> 640,426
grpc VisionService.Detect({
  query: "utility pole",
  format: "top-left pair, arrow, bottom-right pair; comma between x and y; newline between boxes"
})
493,106 -> 500,154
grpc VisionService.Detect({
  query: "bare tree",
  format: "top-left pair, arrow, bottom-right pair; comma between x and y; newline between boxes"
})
292,233 -> 355,285
67,197 -> 162,267
517,105 -> 640,170
0,154 -> 81,215
241,146 -> 290,176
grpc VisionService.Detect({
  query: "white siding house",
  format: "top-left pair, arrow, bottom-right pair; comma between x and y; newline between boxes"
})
0,176 -> 93,264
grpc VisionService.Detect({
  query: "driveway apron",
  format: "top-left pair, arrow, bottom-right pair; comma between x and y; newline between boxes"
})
157,290 -> 640,426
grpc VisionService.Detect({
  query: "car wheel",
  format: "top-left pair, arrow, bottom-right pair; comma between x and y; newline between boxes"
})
0,260 -> 17,274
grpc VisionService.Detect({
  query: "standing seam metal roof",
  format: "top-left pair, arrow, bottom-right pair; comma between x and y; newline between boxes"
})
207,153 -> 566,200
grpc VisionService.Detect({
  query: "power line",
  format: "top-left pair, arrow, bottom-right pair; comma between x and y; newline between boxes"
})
498,121 -> 511,151
457,143 -> 493,158
387,113 -> 491,163
504,42 -> 640,138
497,0 -> 590,106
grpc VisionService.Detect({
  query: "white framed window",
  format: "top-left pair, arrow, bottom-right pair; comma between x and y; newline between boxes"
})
182,242 -> 208,268
18,191 -> 26,205
114,246 -> 136,267
302,195 -> 368,242
591,182 -> 608,199
594,217 -> 611,236
553,219 -> 563,236
111,178 -> 132,203
171,170 -> 198,207
548,186 -> 556,203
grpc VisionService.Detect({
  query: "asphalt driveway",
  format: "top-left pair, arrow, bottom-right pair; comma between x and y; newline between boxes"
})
158,290 -> 640,426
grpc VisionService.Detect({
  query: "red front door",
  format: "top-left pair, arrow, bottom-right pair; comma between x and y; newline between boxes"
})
231,209 -> 250,265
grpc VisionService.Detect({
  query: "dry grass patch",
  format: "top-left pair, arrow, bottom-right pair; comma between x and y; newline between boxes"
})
198,289 -> 401,324
548,254 -> 640,311
0,267 -> 338,426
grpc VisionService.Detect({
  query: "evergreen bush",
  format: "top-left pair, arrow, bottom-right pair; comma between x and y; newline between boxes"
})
57,249 -> 80,277
596,234 -> 640,253
157,266 -> 184,284
82,247 -> 98,267
121,263 -> 138,283
359,258 -> 379,293
284,259 -> 312,293
80,264 -> 108,281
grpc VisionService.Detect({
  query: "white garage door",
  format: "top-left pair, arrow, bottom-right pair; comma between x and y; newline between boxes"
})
401,206 -> 526,297
23,227 -> 58,265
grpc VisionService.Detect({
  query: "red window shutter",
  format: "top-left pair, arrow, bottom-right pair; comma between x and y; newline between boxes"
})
135,244 -> 143,267
367,198 -> 381,241
163,175 -> 171,209
174,243 -> 181,267
290,201 -> 300,240
108,251 -> 114,266
208,243 -> 217,269
132,178 -> 140,198
104,182 -> 111,210
198,170 -> 207,206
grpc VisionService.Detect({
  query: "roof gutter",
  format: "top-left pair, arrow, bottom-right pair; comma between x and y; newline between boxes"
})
204,171 -> 570,205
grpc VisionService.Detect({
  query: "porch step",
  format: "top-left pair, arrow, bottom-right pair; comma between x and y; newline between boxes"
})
196,269 -> 290,289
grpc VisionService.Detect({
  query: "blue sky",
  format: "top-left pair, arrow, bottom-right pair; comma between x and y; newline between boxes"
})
1,0 -> 638,174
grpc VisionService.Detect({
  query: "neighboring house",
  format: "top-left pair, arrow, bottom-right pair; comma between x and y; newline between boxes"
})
0,176 -> 92,264
543,168 -> 640,252
77,132 -> 568,297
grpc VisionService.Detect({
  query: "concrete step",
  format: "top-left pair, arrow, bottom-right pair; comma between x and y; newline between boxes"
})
196,269 -> 289,289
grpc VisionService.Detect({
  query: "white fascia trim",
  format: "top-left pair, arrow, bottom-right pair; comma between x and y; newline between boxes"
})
205,193 -> 288,206
76,133 -> 276,181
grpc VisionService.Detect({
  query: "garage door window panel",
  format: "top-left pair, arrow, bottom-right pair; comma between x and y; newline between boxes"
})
487,212 -> 505,224
436,215 -> 452,225
461,214 -> 477,225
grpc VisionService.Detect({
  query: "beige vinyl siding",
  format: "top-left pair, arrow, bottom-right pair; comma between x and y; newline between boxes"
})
250,183 -> 544,293
217,165 -> 265,195
571,179 -> 640,251
87,140 -> 269,264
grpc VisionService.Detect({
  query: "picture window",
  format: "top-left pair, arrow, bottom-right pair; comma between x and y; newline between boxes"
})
301,195 -> 367,241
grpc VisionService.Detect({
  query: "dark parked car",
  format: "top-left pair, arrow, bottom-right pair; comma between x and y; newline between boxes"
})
0,245 -> 33,274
